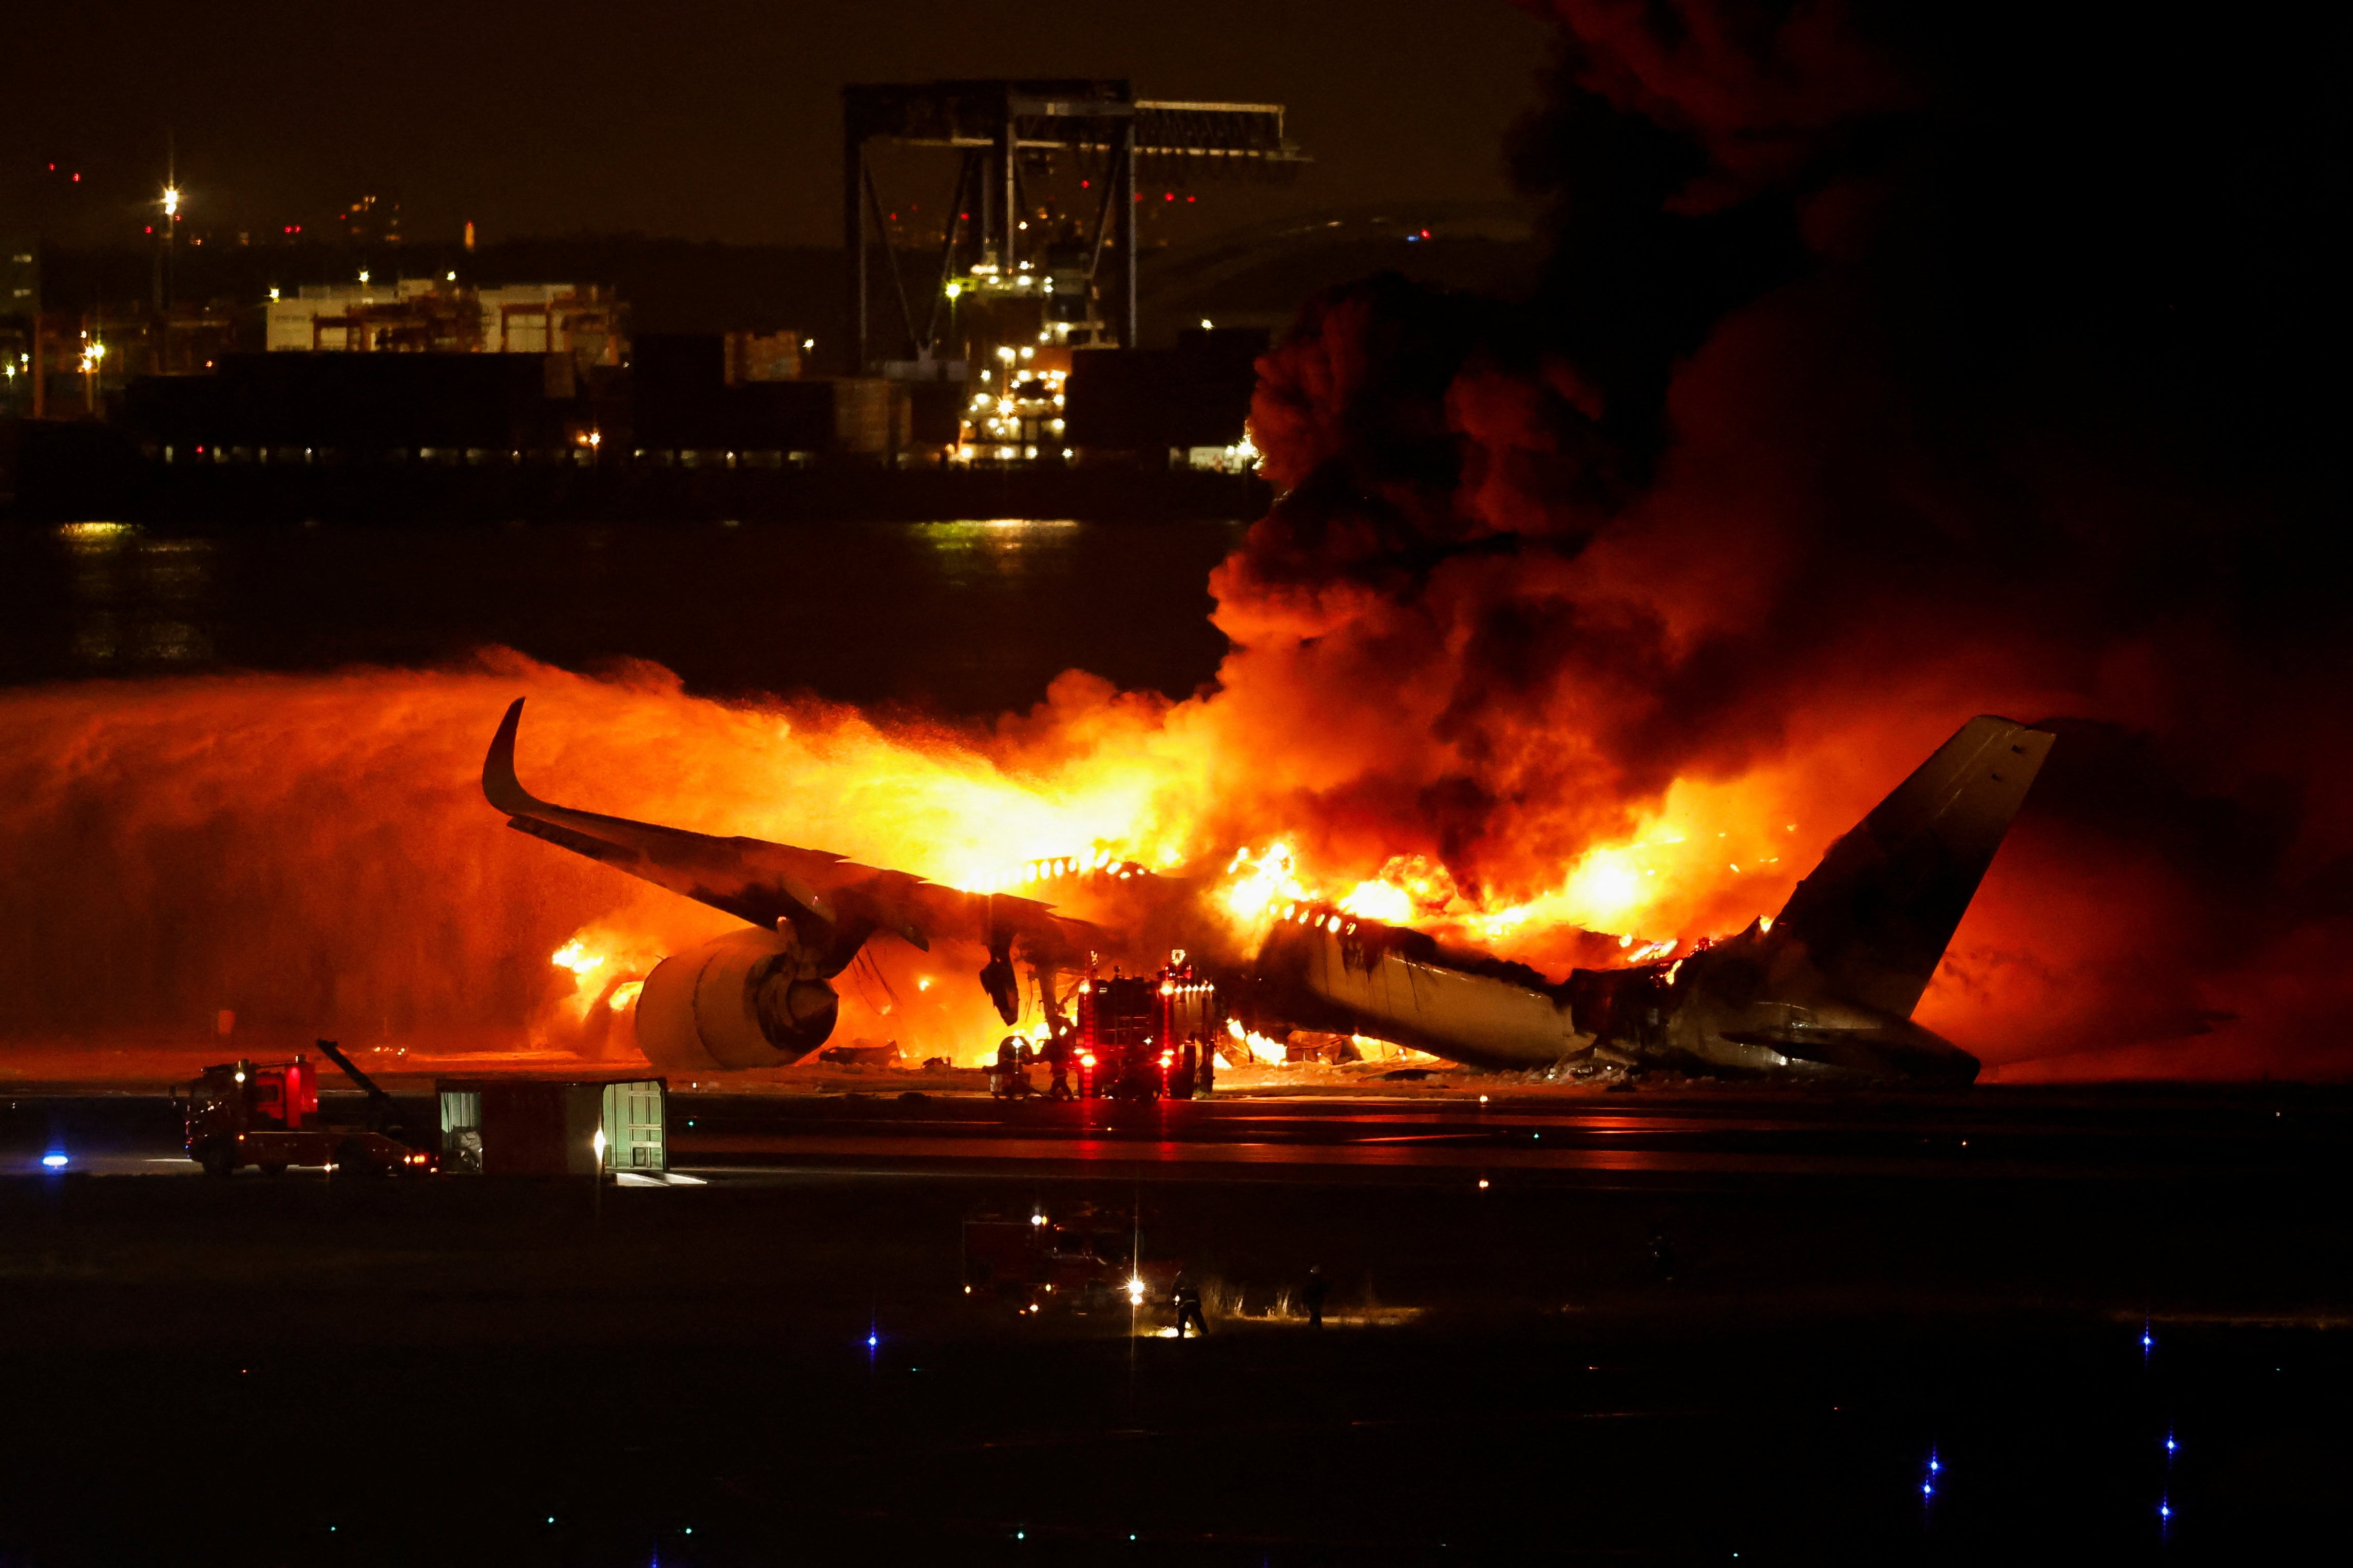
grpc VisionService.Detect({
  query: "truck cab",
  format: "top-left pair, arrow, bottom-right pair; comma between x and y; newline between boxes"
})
1075,955 -> 1221,1100
962,1206 -> 1176,1321
178,1051 -> 432,1178
182,1057 -> 317,1170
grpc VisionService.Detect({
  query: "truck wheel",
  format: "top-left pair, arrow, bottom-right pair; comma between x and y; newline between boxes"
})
200,1143 -> 236,1179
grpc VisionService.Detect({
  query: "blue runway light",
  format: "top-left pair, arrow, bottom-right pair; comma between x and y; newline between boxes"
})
1929,1458 -> 1940,1475
867,1332 -> 878,1348
41,1153 -> 68,1169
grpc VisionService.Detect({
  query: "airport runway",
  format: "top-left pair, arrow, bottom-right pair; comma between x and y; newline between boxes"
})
664,1084 -> 2344,1189
9,1080 -> 2343,1190
3,1080 -> 2347,1564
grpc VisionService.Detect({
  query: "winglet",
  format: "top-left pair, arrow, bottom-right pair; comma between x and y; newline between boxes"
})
482,698 -> 545,817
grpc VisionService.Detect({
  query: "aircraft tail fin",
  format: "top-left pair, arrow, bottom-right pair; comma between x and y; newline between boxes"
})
1773,716 -> 2055,1020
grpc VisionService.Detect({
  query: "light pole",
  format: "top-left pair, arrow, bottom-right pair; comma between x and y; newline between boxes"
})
159,181 -> 181,368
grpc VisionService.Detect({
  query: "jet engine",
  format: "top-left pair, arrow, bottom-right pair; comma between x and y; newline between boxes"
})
634,927 -> 840,1072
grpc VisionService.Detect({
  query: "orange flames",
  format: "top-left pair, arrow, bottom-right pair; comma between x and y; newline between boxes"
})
6,285 -> 2345,1086
1,0 -> 2339,1098
0,640 -> 1831,1072
0,632 -> 2343,1079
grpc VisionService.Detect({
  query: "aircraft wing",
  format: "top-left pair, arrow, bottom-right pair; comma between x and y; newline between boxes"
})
481,698 -> 1099,973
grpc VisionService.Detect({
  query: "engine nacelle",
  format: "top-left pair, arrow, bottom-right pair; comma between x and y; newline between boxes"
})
634,927 -> 839,1072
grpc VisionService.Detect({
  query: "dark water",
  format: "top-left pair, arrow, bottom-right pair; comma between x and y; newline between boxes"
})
0,517 -> 1249,712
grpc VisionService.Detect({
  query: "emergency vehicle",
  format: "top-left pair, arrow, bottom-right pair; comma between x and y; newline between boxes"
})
1072,952 -> 1220,1100
961,1203 -> 1177,1320
176,1038 -> 435,1178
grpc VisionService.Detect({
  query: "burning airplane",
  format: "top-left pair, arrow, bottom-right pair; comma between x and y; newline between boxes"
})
485,699 -> 2051,1085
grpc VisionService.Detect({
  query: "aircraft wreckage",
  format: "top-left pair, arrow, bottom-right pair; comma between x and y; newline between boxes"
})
484,703 -> 2052,1085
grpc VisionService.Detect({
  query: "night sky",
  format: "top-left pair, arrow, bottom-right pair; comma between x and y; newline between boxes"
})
2,1 -> 1552,247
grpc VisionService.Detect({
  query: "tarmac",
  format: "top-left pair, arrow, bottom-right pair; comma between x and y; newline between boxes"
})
2,1072 -> 2346,1564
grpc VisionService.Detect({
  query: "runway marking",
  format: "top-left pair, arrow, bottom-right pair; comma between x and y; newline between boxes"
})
1352,1132 -> 1497,1144
679,1131 -> 2056,1178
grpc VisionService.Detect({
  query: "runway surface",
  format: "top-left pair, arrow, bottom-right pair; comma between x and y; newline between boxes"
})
3,1081 -> 2346,1565
12,1077 -> 2342,1188
660,1085 -> 2343,1187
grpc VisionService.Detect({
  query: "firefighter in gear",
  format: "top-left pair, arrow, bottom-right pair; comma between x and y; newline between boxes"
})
992,1034 -> 1030,1099
1044,1027 -> 1075,1100
1172,1271 -> 1207,1338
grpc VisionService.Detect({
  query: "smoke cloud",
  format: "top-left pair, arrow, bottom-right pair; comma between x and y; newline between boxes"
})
1199,0 -> 2344,1075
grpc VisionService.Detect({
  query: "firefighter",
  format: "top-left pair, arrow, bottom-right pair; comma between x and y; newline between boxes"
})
1304,1264 -> 1329,1328
1172,1270 -> 1207,1339
1044,1028 -> 1075,1100
1196,1037 -> 1215,1098
1173,1039 -> 1197,1100
993,1034 -> 1025,1099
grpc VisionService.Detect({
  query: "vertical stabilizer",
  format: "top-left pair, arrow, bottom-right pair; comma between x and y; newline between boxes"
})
1774,717 -> 2055,1019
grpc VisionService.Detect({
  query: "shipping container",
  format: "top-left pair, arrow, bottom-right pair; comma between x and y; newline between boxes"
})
435,1075 -> 667,1177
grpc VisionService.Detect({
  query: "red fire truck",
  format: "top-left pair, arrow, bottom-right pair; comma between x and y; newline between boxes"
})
176,1038 -> 436,1178
961,1203 -> 1177,1319
1073,952 -> 1221,1100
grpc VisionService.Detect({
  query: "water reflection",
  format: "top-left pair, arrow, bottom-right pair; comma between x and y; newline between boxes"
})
911,519 -> 1084,585
2,516 -> 1243,709
916,519 -> 1083,544
56,521 -> 217,667
56,521 -> 138,546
